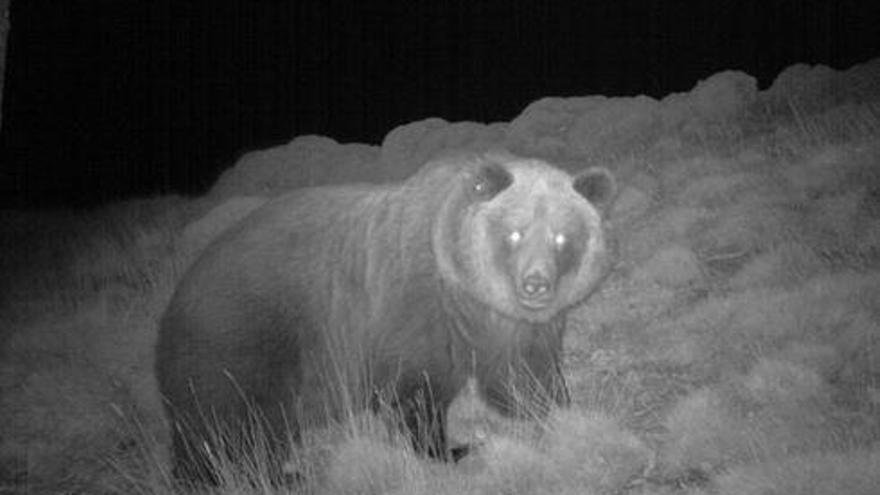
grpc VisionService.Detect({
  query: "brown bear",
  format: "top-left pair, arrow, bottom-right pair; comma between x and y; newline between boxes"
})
154,151 -> 616,482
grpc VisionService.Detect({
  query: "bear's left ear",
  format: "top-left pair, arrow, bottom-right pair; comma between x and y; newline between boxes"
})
573,167 -> 617,210
471,161 -> 513,200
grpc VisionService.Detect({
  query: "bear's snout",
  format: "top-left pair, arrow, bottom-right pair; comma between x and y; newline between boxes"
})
518,271 -> 554,308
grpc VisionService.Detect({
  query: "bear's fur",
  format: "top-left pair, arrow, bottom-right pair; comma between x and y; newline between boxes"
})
155,151 -> 616,482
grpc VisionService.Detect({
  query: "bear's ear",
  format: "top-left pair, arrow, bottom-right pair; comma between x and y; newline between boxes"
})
471,162 -> 513,200
573,167 -> 617,210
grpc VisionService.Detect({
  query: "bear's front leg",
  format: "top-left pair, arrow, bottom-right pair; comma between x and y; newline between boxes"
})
393,377 -> 474,462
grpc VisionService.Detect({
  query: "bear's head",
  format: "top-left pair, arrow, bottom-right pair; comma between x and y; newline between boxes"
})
434,153 -> 616,323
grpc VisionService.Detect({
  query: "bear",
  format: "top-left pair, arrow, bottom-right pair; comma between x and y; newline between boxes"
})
154,151 -> 617,483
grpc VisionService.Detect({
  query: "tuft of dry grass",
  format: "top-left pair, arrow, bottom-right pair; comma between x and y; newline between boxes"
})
661,388 -> 754,474
708,449 -> 880,495
540,409 -> 652,494
325,436 -> 425,495
468,436 -> 552,495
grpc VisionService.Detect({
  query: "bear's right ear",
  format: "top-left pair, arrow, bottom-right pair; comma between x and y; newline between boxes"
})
573,167 -> 617,210
470,162 -> 513,200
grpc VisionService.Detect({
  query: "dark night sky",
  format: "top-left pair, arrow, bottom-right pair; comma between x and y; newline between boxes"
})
0,0 -> 878,209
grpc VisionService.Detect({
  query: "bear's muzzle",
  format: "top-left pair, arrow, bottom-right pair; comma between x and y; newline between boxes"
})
517,272 -> 554,309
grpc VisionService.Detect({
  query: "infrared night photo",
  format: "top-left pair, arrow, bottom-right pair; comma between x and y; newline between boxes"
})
1,2 -> 880,494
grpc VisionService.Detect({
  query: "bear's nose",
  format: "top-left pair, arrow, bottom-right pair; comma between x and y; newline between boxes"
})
521,273 -> 551,297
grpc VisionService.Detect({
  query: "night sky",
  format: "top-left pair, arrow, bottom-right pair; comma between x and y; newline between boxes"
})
1,0 -> 878,209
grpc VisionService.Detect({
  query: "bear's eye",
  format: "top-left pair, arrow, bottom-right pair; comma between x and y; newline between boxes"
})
508,230 -> 523,244
554,233 -> 566,247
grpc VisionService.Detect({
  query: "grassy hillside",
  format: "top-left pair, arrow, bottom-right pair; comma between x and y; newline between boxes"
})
2,59 -> 879,494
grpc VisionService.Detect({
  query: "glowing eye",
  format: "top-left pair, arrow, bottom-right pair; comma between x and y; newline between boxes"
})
474,181 -> 485,193
509,231 -> 522,244
554,233 -> 566,247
